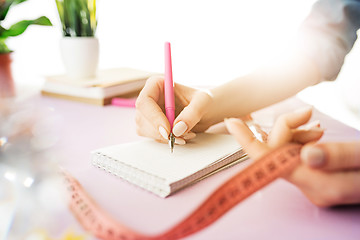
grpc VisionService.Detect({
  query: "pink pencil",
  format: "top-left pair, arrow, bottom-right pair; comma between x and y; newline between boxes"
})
164,42 -> 175,152
111,97 -> 136,108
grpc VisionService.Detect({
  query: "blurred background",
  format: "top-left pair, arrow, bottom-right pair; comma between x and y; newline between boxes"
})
4,0 -> 360,130
1,0 -> 360,238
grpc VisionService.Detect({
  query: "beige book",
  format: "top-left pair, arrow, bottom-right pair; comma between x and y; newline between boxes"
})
41,68 -> 156,106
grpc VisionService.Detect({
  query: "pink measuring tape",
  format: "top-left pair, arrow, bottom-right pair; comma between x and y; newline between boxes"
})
63,143 -> 302,240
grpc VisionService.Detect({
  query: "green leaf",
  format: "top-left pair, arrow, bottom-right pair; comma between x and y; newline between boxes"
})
0,0 -> 28,21
0,39 -> 10,53
0,0 -> 14,21
88,0 -> 97,33
55,0 -> 66,34
0,25 -> 6,36
13,0 -> 28,4
55,0 -> 96,37
1,16 -> 52,38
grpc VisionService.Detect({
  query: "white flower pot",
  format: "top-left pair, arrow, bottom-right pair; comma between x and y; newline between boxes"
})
60,37 -> 99,79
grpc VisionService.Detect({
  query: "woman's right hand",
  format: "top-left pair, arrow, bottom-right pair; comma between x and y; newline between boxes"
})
135,76 -> 214,144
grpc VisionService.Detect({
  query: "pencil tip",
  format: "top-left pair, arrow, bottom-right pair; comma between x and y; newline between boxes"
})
169,133 -> 175,153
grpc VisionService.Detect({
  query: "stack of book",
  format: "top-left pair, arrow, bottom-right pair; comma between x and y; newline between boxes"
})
41,68 -> 155,106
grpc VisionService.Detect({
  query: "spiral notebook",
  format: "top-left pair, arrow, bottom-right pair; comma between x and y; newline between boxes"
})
91,133 -> 248,197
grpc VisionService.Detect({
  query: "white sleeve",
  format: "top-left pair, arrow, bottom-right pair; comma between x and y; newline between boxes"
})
297,0 -> 360,81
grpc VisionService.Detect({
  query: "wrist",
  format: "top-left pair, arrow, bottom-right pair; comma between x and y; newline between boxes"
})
204,86 -> 230,125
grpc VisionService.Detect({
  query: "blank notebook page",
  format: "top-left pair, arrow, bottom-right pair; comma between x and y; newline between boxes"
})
93,133 -> 241,184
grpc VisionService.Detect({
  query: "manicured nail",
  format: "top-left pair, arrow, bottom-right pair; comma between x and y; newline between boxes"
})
224,118 -> 243,131
309,127 -> 325,132
183,132 -> 196,140
301,146 -> 325,167
294,106 -> 312,114
175,137 -> 186,145
224,118 -> 235,125
173,121 -> 188,137
304,120 -> 320,130
159,126 -> 169,140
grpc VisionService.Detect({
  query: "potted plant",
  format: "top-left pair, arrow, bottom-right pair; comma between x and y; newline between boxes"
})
55,0 -> 98,79
0,0 -> 52,98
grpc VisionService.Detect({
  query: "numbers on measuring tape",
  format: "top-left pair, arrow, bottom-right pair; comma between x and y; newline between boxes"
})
62,143 -> 302,240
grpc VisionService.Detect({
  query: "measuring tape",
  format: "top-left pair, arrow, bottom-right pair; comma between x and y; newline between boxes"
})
63,143 -> 302,240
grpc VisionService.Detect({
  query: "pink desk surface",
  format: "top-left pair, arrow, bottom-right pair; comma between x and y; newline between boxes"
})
31,95 -> 360,240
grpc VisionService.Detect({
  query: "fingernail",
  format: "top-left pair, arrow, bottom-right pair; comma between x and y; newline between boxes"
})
159,126 -> 169,140
173,121 -> 188,137
304,120 -> 320,130
309,127 -> 325,132
175,137 -> 186,145
301,146 -> 325,167
294,106 -> 312,114
183,132 -> 196,140
224,118 -> 236,125
224,118 -> 243,129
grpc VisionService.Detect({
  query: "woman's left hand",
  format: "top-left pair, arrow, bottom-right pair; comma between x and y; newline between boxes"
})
223,107 -> 359,207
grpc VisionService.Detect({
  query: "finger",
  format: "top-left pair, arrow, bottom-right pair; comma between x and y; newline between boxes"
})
183,131 -> 196,140
174,137 -> 186,145
224,118 -> 270,160
301,142 -> 360,170
135,111 -> 166,142
172,89 -> 212,137
298,120 -> 320,130
292,127 -> 324,144
268,106 -> 313,148
286,165 -> 360,207
138,75 -> 164,101
136,76 -> 172,137
321,170 -> 360,206
136,112 -> 187,145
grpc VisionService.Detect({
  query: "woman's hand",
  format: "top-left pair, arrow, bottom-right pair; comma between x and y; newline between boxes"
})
299,142 -> 360,206
224,107 -> 360,207
135,76 -> 214,144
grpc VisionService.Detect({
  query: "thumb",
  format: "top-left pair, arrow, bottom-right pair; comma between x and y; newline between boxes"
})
301,142 -> 360,171
224,118 -> 269,160
172,90 -> 212,137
